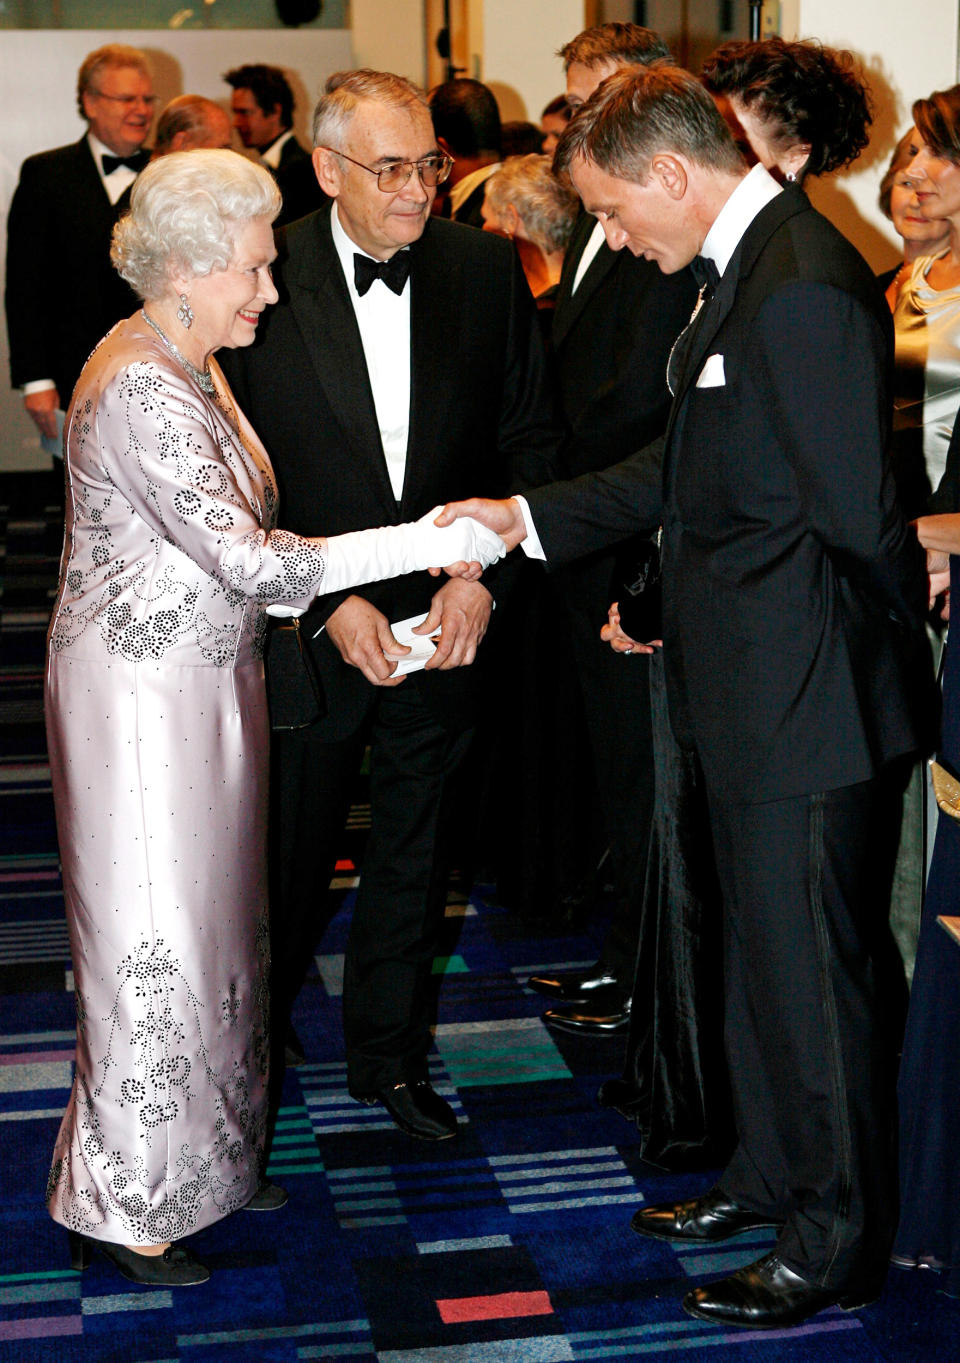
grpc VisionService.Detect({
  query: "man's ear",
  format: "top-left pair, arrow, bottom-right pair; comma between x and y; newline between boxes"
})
437,135 -> 454,160
313,145 -> 340,196
649,152 -> 688,200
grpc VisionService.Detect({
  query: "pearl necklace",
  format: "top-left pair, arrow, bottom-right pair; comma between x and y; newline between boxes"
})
141,311 -> 214,394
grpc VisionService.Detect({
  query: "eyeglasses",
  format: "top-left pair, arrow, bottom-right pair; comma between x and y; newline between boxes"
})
321,148 -> 454,192
91,91 -> 158,108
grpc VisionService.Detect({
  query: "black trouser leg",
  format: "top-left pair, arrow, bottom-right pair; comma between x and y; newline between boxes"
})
708,777 -> 899,1287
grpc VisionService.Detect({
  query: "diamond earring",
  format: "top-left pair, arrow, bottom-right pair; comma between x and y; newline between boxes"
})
177,293 -> 194,329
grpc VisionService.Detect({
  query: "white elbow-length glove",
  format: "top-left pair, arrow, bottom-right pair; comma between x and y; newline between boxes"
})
266,507 -> 506,616
320,506 -> 506,595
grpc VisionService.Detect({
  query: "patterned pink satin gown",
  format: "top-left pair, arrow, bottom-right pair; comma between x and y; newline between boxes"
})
45,315 -> 326,1244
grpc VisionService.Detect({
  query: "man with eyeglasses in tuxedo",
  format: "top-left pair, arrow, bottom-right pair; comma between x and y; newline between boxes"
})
222,69 -> 558,1141
6,44 -> 155,452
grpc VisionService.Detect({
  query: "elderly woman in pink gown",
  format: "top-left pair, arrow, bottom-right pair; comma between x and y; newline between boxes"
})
45,149 -> 502,1287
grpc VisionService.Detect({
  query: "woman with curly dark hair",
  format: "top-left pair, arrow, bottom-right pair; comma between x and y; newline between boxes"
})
701,36 -> 871,185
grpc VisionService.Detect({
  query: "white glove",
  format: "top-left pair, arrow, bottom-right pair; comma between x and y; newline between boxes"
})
265,603 -> 306,618
320,506 -> 506,596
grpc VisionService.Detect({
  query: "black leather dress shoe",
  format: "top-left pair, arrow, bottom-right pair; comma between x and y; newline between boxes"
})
596,1077 -> 643,1110
527,960 -> 620,1002
544,991 -> 631,1034
631,1187 -> 784,1242
284,1023 -> 306,1068
351,1080 -> 457,1140
682,1251 -> 879,1329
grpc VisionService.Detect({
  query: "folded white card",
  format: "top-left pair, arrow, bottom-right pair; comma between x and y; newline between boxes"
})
696,353 -> 726,388
388,611 -> 439,675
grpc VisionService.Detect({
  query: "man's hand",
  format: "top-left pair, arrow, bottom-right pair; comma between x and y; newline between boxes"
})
24,389 -> 59,441
414,577 -> 493,670
600,601 -> 662,655
927,547 -> 951,614
435,497 -> 527,552
325,595 -> 409,686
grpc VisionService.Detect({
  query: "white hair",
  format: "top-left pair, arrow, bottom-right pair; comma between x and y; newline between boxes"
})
111,149 -> 281,301
312,69 -> 428,150
485,155 -> 579,255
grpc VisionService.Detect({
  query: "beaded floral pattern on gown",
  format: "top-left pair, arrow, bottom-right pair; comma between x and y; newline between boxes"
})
45,315 -> 326,1243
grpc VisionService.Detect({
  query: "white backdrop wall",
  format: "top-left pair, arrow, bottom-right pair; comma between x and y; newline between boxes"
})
479,0 -> 584,124
785,0 -> 960,270
0,28 -> 352,472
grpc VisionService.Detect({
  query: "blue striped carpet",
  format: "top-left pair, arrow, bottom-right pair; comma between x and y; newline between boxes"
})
0,472 -> 951,1362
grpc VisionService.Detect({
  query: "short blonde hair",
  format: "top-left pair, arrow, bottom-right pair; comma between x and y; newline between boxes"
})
111,149 -> 280,301
77,44 -> 151,120
485,155 -> 579,255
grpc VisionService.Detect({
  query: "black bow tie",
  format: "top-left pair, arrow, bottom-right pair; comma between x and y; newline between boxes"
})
102,150 -> 149,175
690,254 -> 720,295
354,251 -> 411,297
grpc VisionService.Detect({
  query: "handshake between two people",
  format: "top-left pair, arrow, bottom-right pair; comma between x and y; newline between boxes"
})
265,499 -> 524,620
436,499 -> 663,657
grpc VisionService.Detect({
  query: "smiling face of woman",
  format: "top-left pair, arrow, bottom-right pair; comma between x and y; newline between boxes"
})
176,216 -> 279,360
889,173 -> 950,255
906,138 -> 960,229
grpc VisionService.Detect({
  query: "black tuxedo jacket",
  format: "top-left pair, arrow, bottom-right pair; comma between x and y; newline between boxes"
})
530,186 -> 933,801
5,137 -> 139,403
275,134 -> 310,170
552,209 -> 696,479
224,208 -> 559,740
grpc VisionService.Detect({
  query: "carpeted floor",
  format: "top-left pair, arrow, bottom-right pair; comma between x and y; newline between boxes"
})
0,470 -> 955,1362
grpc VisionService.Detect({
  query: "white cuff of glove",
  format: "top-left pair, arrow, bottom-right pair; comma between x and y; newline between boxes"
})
264,603 -> 306,618
320,506 -> 506,596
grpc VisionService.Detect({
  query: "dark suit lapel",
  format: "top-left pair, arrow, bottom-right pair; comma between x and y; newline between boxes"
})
401,219 -> 460,516
663,185 -> 810,460
284,211 -> 397,512
73,138 -> 117,230
553,213 -> 618,347
669,188 -> 810,414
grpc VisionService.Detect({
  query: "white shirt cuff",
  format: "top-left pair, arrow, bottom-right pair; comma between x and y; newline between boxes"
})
513,495 -> 546,561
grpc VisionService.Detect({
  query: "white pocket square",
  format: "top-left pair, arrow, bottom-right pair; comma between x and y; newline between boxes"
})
696,353 -> 726,388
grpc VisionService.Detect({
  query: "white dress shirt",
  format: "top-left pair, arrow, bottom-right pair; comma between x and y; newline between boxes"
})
700,163 -> 782,277
87,130 -> 139,205
571,219 -> 606,294
260,129 -> 298,171
330,202 -> 412,502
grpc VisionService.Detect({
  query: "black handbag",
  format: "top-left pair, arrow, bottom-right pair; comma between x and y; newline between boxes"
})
611,528 -> 662,643
265,617 -> 325,731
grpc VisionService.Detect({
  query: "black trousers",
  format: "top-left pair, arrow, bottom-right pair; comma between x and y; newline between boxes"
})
272,681 -> 472,1093
707,775 -> 901,1287
557,549 -> 655,982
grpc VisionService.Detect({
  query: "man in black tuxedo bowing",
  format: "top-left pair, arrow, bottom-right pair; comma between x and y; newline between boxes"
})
441,64 -> 931,1327
5,44 -> 153,449
223,70 -> 557,1141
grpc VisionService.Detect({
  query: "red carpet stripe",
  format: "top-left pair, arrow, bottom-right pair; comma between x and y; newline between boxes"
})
436,1290 -> 553,1323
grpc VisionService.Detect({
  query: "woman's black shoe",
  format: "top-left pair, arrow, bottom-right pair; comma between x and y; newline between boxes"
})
243,1180 -> 288,1211
68,1230 -> 210,1285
